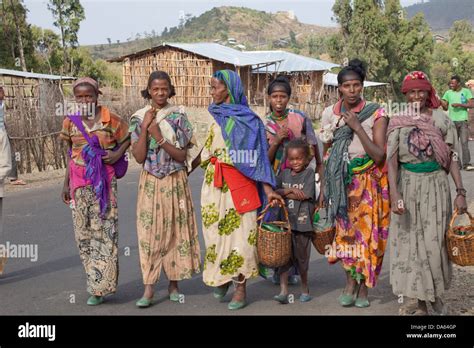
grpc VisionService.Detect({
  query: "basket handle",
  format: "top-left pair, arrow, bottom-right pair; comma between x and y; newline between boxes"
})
257,203 -> 290,228
448,209 -> 474,237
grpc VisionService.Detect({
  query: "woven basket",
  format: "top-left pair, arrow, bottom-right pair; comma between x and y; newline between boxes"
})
312,207 -> 336,255
446,210 -> 474,266
256,204 -> 292,268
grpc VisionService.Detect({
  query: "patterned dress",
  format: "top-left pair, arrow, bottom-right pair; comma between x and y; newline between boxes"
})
130,109 -> 201,284
320,101 -> 390,288
388,109 -> 457,301
60,107 -> 129,296
201,121 -> 259,287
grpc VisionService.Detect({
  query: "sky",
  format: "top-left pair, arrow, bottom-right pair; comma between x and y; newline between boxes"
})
24,0 -> 423,46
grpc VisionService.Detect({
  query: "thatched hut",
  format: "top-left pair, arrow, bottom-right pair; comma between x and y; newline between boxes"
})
109,43 -> 279,108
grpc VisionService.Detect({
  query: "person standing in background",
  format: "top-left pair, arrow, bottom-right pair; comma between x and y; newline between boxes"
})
0,87 -> 26,186
441,76 -> 474,170
0,86 -> 13,275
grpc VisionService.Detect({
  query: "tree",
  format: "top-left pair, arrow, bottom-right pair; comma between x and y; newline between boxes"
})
431,21 -> 474,94
449,20 -> 474,44
107,38 -> 111,45
48,0 -> 85,74
331,0 -> 434,97
31,25 -> 63,74
8,0 -> 27,71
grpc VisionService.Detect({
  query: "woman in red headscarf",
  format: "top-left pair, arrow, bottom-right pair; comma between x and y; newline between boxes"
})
387,71 -> 467,315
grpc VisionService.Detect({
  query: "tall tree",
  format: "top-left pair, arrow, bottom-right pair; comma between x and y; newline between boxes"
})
47,0 -> 85,74
9,0 -> 27,71
331,0 -> 434,97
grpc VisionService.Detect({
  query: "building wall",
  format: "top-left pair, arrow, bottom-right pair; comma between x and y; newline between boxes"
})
251,71 -> 324,118
0,75 -> 68,173
123,47 -> 214,107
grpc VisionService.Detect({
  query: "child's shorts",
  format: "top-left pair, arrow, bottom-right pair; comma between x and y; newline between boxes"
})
278,230 -> 312,275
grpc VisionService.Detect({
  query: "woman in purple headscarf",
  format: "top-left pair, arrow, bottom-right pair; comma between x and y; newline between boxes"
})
60,77 -> 130,306
191,70 -> 284,310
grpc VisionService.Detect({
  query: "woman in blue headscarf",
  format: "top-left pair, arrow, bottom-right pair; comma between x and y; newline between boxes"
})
192,70 -> 284,310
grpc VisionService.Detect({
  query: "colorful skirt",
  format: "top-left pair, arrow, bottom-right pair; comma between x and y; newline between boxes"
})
328,166 -> 390,288
136,169 -> 201,284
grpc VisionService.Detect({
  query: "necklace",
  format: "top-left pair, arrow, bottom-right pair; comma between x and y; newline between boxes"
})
270,109 -> 289,121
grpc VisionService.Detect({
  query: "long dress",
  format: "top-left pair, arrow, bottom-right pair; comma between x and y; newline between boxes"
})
320,100 -> 390,288
388,109 -> 456,302
130,108 -> 201,285
201,121 -> 259,287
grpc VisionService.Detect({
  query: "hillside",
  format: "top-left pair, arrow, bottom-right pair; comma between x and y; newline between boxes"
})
87,6 -> 337,60
405,0 -> 474,31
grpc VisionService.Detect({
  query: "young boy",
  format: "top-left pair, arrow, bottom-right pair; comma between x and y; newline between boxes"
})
274,138 -> 315,303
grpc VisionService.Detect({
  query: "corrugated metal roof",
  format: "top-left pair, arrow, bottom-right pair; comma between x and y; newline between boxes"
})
324,72 -> 387,87
109,42 -> 281,67
246,50 -> 339,73
166,43 -> 280,67
0,68 -> 74,80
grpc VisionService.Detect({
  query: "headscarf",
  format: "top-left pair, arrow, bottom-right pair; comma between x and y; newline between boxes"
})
73,77 -> 103,95
208,70 -> 276,210
387,71 -> 451,171
401,71 -> 440,109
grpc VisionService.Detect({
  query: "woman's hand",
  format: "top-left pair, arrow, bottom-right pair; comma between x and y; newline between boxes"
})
61,185 -> 71,205
102,149 -> 122,164
454,194 -> 467,214
266,190 -> 285,207
342,111 -> 362,132
390,191 -> 405,215
141,107 -> 157,130
275,126 -> 289,144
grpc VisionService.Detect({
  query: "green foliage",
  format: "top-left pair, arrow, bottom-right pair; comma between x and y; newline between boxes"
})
71,47 -> 122,87
47,0 -> 85,48
331,0 -> 435,99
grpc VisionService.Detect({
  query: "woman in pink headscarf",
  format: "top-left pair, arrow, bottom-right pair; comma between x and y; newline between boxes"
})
387,71 -> 467,315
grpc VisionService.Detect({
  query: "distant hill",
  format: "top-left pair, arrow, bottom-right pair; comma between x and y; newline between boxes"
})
86,6 -> 337,60
405,0 -> 474,31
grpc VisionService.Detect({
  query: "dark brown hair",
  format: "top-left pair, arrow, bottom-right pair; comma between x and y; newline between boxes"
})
141,70 -> 176,99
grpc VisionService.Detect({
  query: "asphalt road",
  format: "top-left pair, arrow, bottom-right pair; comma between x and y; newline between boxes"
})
1,157 -> 473,316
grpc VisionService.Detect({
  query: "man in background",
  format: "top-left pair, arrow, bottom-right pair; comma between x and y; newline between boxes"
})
441,75 -> 474,170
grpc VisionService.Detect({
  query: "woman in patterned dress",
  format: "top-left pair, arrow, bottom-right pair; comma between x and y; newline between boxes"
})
192,70 -> 284,310
319,59 -> 390,308
130,71 -> 201,308
60,77 -> 130,306
387,71 -> 467,315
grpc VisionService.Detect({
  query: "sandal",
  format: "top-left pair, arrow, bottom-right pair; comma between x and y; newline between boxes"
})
10,179 -> 26,185
213,282 -> 230,300
169,292 -> 182,303
273,294 -> 289,304
136,297 -> 154,308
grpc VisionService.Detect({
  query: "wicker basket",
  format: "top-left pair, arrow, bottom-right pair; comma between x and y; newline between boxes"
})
256,204 -> 292,268
446,210 -> 474,266
312,207 -> 336,255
